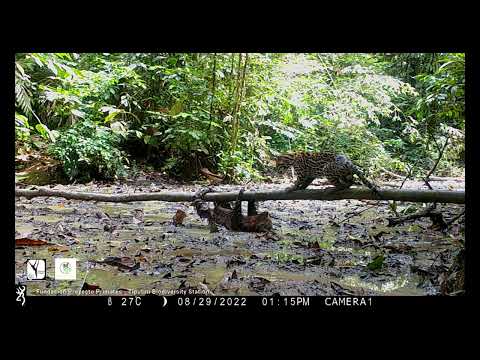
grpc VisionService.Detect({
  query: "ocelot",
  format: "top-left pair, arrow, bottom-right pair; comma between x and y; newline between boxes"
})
275,152 -> 380,195
192,188 -> 273,232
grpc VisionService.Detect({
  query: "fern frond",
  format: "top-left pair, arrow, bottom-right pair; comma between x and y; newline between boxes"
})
15,63 -> 33,116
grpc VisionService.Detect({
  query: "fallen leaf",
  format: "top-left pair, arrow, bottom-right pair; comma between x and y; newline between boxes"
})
309,241 -> 321,249
253,276 -> 271,284
173,209 -> 187,226
97,256 -> 140,270
66,239 -> 79,245
226,258 -> 246,268
198,282 -> 215,295
367,254 -> 385,271
132,217 -> 143,225
15,238 -> 50,247
305,256 -> 323,265
134,254 -> 147,262
348,234 -> 367,244
117,288 -> 131,295
133,209 -> 144,224
81,283 -> 101,291
48,244 -> 70,252
331,281 -> 356,296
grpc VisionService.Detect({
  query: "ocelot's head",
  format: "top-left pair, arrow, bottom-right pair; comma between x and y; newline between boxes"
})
274,154 -> 295,174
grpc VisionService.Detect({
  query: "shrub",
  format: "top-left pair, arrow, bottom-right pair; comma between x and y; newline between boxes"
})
49,120 -> 127,182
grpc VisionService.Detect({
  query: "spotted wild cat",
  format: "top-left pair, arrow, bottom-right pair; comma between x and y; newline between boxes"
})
275,152 -> 380,195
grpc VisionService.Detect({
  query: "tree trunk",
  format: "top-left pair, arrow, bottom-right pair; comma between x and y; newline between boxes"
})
15,187 -> 465,204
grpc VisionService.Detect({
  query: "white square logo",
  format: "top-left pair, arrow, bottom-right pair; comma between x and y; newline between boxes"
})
26,259 -> 46,280
54,258 -> 77,280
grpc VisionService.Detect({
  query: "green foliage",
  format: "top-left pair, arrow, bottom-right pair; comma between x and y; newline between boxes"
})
15,113 -> 32,143
253,53 -> 419,173
272,251 -> 305,265
367,254 -> 385,271
379,53 -> 465,174
49,120 -> 127,182
15,52 -> 465,182
15,62 -> 33,116
35,123 -> 59,142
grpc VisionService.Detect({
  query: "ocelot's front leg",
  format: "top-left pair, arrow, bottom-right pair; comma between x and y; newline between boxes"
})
328,176 -> 351,192
285,177 -> 303,192
286,176 -> 314,192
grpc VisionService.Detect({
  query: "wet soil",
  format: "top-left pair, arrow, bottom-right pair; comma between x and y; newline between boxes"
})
15,176 -> 465,296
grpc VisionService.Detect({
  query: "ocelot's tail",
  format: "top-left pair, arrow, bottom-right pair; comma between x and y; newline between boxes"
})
351,165 -> 381,198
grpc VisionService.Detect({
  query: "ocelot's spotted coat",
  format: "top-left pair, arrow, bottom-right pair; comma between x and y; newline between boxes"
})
275,152 -> 380,195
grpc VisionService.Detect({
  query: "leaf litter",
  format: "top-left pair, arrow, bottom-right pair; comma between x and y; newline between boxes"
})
15,179 -> 465,296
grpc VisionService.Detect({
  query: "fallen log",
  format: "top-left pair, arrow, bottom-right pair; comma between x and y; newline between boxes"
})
15,187 -> 465,204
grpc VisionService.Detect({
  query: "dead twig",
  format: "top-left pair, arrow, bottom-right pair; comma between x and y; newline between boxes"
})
387,203 -> 443,227
338,203 -> 378,224
423,136 -> 450,189
390,136 -> 451,226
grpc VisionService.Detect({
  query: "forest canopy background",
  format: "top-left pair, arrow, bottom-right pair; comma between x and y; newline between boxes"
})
14,53 -> 465,184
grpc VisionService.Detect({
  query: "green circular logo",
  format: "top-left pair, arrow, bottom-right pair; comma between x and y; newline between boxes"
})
60,262 -> 72,274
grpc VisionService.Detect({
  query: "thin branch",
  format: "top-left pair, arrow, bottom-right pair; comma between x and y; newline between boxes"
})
400,165 -> 415,189
337,203 -> 378,224
422,136 -> 450,191
208,53 -> 217,131
317,55 -> 337,90
425,136 -> 450,181
387,203 -> 440,227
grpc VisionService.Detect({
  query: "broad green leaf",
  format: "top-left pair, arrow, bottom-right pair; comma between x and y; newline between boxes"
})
105,111 -> 122,123
169,101 -> 183,116
15,113 -> 29,127
35,123 -> 48,138
100,106 -> 118,113
71,109 -> 86,118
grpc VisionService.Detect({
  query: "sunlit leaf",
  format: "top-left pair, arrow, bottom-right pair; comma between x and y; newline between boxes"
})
71,109 -> 85,118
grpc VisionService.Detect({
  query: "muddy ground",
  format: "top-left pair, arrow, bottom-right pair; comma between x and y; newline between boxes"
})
15,174 -> 465,296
